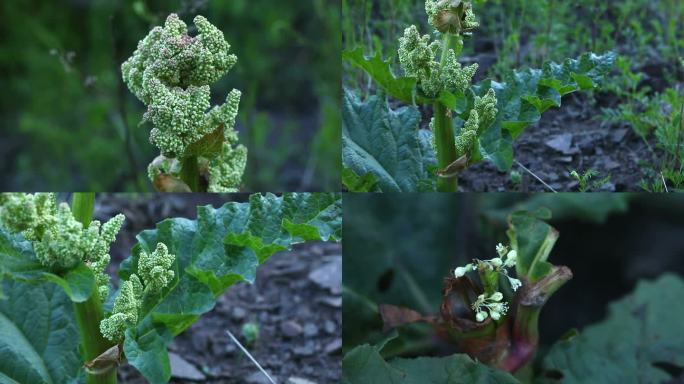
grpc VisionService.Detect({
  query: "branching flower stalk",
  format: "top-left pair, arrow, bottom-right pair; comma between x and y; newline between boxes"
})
123,14 -> 247,192
0,193 -> 174,384
398,0 -> 497,191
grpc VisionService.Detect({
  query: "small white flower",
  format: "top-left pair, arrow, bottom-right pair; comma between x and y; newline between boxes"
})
508,277 -> 522,292
495,243 -> 507,256
505,250 -> 517,267
476,311 -> 488,322
453,263 -> 473,278
490,257 -> 503,268
490,292 -> 503,301
490,310 -> 501,320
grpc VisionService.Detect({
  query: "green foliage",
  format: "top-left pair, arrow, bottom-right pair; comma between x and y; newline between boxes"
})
0,193 -> 123,302
569,169 -> 612,192
343,334 -> 518,383
600,56 -> 684,192
342,90 -> 436,192
541,274 -> 684,383
344,275 -> 684,383
343,49 -> 615,191
0,279 -> 83,383
342,168 -> 380,192
241,322 -> 260,347
0,193 -> 342,383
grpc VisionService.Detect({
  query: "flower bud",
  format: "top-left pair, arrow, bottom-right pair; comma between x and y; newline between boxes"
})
475,311 -> 488,322
490,292 -> 503,301
505,250 -> 517,267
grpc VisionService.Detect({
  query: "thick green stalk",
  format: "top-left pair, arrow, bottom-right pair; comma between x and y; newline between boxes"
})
180,156 -> 200,192
434,33 -> 459,192
71,193 -> 117,384
434,102 -> 458,192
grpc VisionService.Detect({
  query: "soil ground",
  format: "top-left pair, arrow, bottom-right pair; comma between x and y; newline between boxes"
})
92,194 -> 341,384
458,92 -> 653,192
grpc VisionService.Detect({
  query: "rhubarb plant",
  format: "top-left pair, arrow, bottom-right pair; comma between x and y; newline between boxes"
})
343,208 -> 684,382
342,0 -> 616,192
123,14 -> 247,192
363,210 -> 572,374
0,192 -> 341,383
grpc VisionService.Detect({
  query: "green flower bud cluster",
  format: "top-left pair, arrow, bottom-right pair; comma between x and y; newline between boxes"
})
398,25 -> 478,98
425,0 -> 479,34
100,243 -> 176,342
0,193 -> 56,241
0,194 -> 124,299
85,214 -> 126,300
137,243 -> 175,293
455,109 -> 479,157
122,13 -> 246,189
474,88 -> 497,131
452,88 -> 498,157
207,139 -> 248,193
428,88 -> 498,158
100,275 -> 143,342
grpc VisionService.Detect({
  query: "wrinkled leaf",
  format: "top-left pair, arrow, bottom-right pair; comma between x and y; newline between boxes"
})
119,193 -> 341,383
343,47 -> 417,103
477,52 -> 616,170
342,89 -> 436,192
540,274 -> 684,383
124,323 -> 172,384
0,279 -> 82,383
343,334 -> 518,383
0,229 -> 96,303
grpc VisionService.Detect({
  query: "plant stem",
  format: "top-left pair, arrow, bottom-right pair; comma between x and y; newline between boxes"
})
71,193 -> 95,225
434,33 -> 459,192
71,193 -> 117,384
180,156 -> 200,192
434,103 -> 458,192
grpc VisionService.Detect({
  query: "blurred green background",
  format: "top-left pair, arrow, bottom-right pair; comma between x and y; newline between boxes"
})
0,0 -> 341,192
343,0 -> 682,83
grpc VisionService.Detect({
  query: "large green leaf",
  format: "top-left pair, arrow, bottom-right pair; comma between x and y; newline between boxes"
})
477,52 -> 616,170
343,335 -> 518,384
342,48 -> 467,109
540,274 -> 684,383
342,89 -> 436,192
118,193 -> 342,383
0,229 -> 96,303
0,279 -> 82,384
